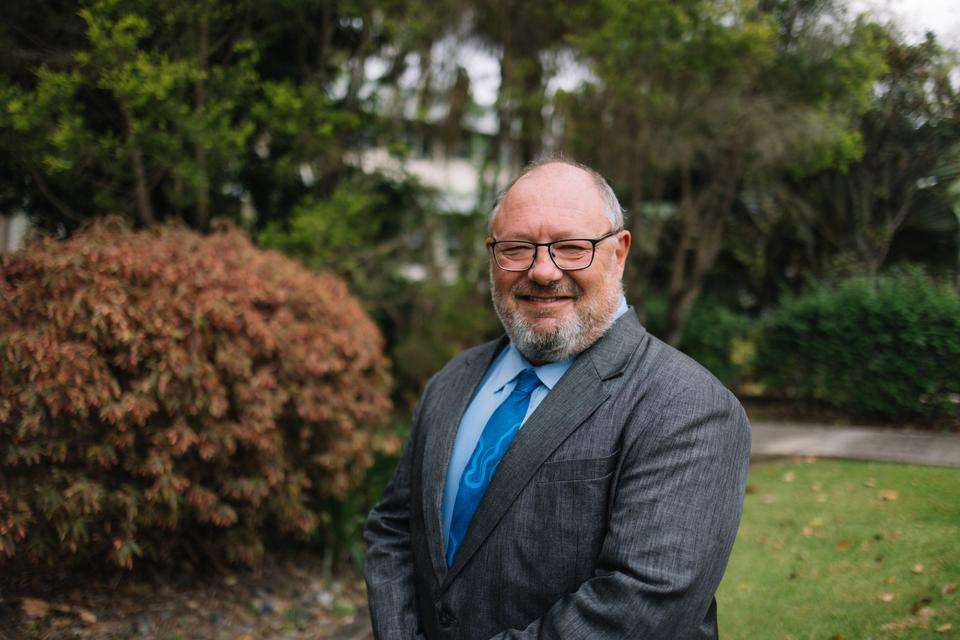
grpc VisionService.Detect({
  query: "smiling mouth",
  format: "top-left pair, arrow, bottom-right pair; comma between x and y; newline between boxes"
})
516,295 -> 574,304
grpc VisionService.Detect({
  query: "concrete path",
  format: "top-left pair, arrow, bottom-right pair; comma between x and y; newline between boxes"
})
749,420 -> 960,468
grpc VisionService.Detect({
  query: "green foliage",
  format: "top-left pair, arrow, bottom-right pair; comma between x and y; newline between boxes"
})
0,0 -> 389,233
0,217 -> 392,570
390,279 -> 501,407
756,270 -> 960,422
258,179 -> 386,270
644,297 -> 754,387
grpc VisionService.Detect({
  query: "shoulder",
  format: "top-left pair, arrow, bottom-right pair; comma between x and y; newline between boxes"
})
627,330 -> 748,432
647,333 -> 735,398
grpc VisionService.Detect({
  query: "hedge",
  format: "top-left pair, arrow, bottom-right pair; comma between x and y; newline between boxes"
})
0,216 -> 392,570
755,270 -> 960,423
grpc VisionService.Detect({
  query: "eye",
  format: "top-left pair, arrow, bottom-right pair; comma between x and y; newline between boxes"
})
552,241 -> 591,256
497,242 -> 534,257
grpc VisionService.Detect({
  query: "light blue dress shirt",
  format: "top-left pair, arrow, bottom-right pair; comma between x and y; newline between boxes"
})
441,295 -> 630,544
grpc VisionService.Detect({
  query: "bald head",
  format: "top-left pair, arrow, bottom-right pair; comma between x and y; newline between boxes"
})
488,159 -> 624,232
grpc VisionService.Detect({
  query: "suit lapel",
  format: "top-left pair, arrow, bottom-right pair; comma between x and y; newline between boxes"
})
421,336 -> 507,587
441,310 -> 646,590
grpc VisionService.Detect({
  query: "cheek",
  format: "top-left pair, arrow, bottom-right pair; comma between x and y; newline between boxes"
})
492,270 -> 521,295
567,273 -> 596,297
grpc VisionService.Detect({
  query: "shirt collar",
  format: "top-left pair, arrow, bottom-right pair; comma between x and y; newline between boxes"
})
489,343 -> 572,394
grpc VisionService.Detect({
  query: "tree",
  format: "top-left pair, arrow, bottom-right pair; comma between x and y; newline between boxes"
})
559,0 -> 886,342
0,0 -> 427,235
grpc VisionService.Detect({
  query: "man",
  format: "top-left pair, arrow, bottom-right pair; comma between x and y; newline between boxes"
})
363,159 -> 751,640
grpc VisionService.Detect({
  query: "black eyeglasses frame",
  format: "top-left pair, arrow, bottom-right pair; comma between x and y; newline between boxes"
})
486,228 -> 624,272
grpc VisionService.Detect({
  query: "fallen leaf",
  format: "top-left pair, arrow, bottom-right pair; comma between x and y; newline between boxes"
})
879,593 -> 895,602
745,484 -> 757,494
801,526 -> 814,537
831,634 -> 846,640
878,490 -> 899,501
21,598 -> 50,619
941,583 -> 957,595
782,472 -> 796,483
810,482 -> 822,492
911,605 -> 935,618
884,530 -> 902,541
836,540 -> 851,551
936,624 -> 953,633
235,635 -> 255,640
912,563 -> 924,574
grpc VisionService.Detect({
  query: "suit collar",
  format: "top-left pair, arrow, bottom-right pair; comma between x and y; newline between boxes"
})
585,305 -> 646,381
421,335 -> 507,586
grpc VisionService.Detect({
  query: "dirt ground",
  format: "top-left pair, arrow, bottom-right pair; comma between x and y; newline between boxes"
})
0,551 -> 373,640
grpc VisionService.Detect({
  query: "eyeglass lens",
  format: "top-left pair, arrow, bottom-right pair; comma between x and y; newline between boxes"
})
494,240 -> 595,271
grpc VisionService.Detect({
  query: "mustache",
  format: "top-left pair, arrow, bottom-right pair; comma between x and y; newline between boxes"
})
510,281 -> 581,298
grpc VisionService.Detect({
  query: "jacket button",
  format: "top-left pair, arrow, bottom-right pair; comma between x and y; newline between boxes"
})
438,605 -> 456,628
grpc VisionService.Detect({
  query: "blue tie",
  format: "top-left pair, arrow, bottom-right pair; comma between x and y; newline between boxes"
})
446,368 -> 541,566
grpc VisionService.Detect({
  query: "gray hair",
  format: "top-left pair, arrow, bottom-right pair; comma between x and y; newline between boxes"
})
487,156 -> 625,232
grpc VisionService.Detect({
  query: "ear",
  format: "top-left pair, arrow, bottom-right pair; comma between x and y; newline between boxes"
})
614,230 -> 631,275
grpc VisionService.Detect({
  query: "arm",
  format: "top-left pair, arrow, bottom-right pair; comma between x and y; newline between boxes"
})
363,391 -> 429,640
492,384 -> 751,640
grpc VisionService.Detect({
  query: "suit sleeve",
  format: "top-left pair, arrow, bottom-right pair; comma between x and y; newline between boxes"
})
363,385 -> 431,640
489,383 -> 752,640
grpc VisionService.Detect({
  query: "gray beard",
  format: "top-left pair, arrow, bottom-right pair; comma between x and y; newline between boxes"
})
491,276 -> 622,364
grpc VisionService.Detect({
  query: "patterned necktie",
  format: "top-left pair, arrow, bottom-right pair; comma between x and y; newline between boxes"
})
446,368 -> 541,566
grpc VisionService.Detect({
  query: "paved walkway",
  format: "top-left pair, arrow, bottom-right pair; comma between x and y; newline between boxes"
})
749,420 -> 960,468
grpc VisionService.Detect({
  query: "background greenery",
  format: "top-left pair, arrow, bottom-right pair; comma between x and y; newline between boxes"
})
2,0 -> 959,581
2,0 -> 958,419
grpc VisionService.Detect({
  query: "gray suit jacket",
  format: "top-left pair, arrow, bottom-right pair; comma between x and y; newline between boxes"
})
363,309 -> 751,640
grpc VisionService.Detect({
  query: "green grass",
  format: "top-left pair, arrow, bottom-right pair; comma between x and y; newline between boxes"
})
718,459 -> 960,640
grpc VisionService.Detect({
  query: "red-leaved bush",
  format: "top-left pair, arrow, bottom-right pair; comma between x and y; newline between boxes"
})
0,216 -> 391,569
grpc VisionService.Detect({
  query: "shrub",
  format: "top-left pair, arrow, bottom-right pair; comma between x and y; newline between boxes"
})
0,216 -> 392,570
755,270 -> 960,423
643,297 -> 754,387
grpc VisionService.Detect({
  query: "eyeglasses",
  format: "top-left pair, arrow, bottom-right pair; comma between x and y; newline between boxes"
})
487,228 -> 623,272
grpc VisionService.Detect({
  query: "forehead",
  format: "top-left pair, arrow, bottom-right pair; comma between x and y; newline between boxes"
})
493,164 -> 608,238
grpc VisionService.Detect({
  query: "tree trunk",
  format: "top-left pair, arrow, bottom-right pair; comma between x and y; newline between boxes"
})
123,109 -> 156,227
194,4 -> 210,231
517,55 -> 543,164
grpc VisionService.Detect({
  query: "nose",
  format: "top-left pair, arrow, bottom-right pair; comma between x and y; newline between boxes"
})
527,245 -> 563,285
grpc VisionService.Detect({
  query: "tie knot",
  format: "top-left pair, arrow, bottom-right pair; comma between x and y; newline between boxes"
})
513,368 -> 541,396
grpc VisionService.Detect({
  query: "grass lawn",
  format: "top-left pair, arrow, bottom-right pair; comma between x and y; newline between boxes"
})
717,458 -> 960,640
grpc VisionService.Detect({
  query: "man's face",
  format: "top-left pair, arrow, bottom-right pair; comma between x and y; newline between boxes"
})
489,163 -> 632,364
